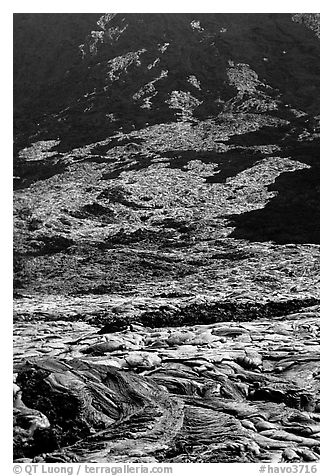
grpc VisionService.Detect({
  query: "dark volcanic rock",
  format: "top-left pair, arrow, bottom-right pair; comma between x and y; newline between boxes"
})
13,308 -> 320,462
13,13 -> 319,464
14,13 -> 319,150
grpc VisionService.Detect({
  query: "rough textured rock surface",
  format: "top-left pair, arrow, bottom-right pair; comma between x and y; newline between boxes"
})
13,13 -> 319,463
14,307 -> 319,462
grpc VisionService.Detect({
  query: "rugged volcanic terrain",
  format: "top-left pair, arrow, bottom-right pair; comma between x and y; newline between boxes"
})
13,13 -> 320,463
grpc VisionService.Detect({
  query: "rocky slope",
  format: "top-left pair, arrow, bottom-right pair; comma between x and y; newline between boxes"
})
13,13 -> 320,463
14,13 -> 319,148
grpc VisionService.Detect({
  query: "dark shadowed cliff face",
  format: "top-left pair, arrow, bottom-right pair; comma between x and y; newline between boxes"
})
14,13 -> 319,147
13,14 -> 102,114
13,14 -> 320,463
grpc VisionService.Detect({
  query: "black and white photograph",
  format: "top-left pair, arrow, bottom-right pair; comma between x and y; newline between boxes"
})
12,7 -> 320,469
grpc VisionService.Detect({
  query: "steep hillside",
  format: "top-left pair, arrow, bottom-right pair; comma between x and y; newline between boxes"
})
14,13 -> 319,148
14,13 -> 319,295
13,13 -> 320,464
